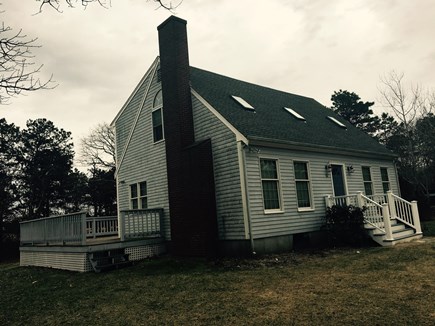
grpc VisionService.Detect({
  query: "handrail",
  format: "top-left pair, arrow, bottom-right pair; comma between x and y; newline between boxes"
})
390,192 -> 422,233
19,211 -> 88,224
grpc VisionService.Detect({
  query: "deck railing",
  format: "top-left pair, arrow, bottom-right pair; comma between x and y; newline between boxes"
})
86,216 -> 118,238
20,212 -> 87,246
120,208 -> 163,241
20,209 -> 164,246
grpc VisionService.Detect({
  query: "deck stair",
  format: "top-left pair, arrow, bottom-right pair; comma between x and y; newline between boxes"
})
89,249 -> 132,273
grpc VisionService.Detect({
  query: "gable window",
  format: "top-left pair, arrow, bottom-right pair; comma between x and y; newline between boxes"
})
152,90 -> 164,142
380,167 -> 390,193
362,166 -> 373,196
130,182 -> 148,209
294,161 -> 313,209
260,159 -> 281,211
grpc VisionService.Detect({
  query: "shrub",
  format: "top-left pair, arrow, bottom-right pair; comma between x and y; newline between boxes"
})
323,205 -> 367,247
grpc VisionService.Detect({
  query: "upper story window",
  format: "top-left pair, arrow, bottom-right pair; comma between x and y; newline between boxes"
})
362,166 -> 373,196
152,90 -> 164,142
294,161 -> 313,209
260,159 -> 282,212
130,181 -> 148,209
380,167 -> 390,193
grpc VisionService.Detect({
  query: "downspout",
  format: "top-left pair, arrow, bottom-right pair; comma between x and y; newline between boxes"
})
240,141 -> 256,255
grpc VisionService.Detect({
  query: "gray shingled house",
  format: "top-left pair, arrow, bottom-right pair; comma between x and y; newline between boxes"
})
111,16 -> 422,256
19,16 -> 423,271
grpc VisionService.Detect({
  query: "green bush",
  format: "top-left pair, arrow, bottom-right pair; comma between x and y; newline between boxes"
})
323,205 -> 367,247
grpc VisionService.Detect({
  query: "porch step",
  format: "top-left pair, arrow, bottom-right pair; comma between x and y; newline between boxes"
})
89,249 -> 133,273
364,219 -> 421,247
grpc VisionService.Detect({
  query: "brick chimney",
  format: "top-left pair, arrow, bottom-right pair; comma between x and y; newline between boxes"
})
158,16 -> 218,256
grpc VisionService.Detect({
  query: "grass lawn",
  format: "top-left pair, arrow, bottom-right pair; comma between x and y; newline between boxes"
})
1,239 -> 434,325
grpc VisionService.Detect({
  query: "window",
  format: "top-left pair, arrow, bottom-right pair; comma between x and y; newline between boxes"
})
284,107 -> 305,121
380,168 -> 390,193
327,116 -> 347,129
130,182 -> 148,209
152,90 -> 164,142
362,166 -> 373,196
260,159 -> 281,211
231,95 -> 255,111
294,162 -> 313,209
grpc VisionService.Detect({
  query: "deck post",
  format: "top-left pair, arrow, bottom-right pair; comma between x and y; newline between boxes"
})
81,212 -> 87,245
411,201 -> 422,234
120,211 -> 125,241
382,203 -> 394,241
325,195 -> 332,208
356,191 -> 363,208
386,191 -> 397,219
92,218 -> 96,239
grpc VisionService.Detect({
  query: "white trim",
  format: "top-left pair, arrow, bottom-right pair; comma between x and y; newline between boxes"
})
111,57 -> 160,127
362,165 -> 373,196
115,60 -> 159,178
191,89 -> 248,143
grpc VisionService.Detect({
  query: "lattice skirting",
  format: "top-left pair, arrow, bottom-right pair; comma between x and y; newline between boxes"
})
125,243 -> 166,261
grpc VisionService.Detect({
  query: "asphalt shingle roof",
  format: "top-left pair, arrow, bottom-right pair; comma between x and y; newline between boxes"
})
190,67 -> 394,157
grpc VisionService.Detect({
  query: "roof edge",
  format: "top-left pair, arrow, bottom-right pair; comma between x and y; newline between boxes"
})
248,136 -> 397,160
110,56 -> 160,127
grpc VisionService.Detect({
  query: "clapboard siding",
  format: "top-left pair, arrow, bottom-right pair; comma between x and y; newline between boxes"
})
191,95 -> 245,240
116,61 -> 171,240
245,147 -> 398,238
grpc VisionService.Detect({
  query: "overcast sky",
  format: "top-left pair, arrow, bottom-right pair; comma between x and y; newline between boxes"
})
2,0 -> 435,159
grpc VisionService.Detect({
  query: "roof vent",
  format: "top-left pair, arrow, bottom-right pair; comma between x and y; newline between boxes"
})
231,95 -> 255,111
327,116 -> 347,129
284,107 -> 305,121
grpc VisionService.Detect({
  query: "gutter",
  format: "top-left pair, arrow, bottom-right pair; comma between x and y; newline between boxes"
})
239,140 -> 256,255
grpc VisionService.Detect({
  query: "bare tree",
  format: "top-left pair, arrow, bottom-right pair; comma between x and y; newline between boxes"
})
80,122 -> 115,170
378,71 -> 435,201
0,22 -> 53,104
35,0 -> 183,13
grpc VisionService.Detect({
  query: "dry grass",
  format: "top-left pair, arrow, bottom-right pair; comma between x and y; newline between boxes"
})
1,238 -> 434,325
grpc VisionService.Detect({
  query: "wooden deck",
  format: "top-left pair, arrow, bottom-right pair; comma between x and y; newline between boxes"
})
19,209 -> 166,272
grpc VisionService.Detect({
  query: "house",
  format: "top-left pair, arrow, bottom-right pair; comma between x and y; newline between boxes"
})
111,16 -> 422,256
19,16 -> 422,271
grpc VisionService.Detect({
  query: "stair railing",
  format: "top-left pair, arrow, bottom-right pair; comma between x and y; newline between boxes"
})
357,192 -> 393,240
387,191 -> 422,234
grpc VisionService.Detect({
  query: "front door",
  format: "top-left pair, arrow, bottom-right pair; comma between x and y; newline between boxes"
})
331,164 -> 346,196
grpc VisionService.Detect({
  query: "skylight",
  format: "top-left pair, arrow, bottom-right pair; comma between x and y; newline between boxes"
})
231,95 -> 255,111
284,107 -> 305,121
327,116 -> 347,129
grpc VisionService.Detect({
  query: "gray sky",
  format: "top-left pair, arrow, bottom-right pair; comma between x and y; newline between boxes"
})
2,0 -> 435,161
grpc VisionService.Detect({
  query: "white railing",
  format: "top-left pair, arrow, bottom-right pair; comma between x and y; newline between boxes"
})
20,212 -> 87,246
120,208 -> 163,241
86,216 -> 118,238
389,192 -> 422,233
325,191 -> 422,239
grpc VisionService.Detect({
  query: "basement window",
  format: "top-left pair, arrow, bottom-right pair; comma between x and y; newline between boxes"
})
231,95 -> 255,111
327,116 -> 347,129
284,107 -> 305,121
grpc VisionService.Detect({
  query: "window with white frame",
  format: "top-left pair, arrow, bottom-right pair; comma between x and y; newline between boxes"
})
130,181 -> 148,209
362,166 -> 373,196
260,159 -> 281,211
380,167 -> 390,193
152,90 -> 164,142
294,161 -> 313,209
